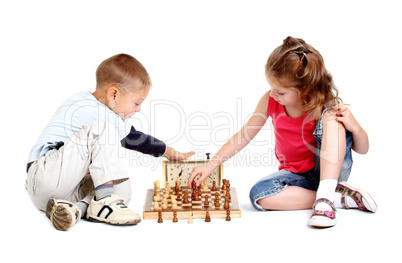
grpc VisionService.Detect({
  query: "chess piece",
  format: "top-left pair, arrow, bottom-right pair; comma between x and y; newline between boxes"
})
226,181 -> 230,191
202,180 -> 208,191
222,183 -> 226,196
176,177 -> 180,188
226,192 -> 231,202
153,196 -> 160,210
193,188 -> 200,201
163,189 -> 169,199
158,212 -> 163,223
226,210 -> 231,221
175,177 -> 180,195
171,195 -> 178,210
162,198 -> 168,210
154,180 -> 160,190
214,192 -> 219,201
222,179 -> 227,187
204,195 -> 209,207
155,191 -> 161,202
205,211 -> 211,222
188,213 -> 193,224
173,211 -> 178,223
214,192 -> 220,208
212,181 -> 217,191
224,196 -> 230,210
183,190 -> 189,204
164,186 -> 170,199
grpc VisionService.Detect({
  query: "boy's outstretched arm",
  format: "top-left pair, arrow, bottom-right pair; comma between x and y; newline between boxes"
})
332,102 -> 369,154
163,146 -> 194,161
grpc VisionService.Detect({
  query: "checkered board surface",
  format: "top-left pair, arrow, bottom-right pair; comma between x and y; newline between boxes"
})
143,187 -> 241,220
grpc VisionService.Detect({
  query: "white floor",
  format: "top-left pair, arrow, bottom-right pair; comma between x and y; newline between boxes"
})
7,161 -> 399,263
2,1 -> 401,262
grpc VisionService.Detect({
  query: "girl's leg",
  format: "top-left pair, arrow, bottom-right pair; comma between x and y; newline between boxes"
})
315,110 -> 346,209
249,169 -> 318,211
309,111 -> 346,227
319,110 -> 346,181
257,186 -> 316,210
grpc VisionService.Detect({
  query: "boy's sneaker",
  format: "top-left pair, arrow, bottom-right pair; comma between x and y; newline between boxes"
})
86,194 -> 141,225
46,199 -> 81,231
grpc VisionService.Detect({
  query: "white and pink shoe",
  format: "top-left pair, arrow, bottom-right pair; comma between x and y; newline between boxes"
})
336,182 -> 377,213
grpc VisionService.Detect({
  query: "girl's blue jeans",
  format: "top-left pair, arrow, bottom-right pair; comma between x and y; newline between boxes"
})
249,109 -> 354,211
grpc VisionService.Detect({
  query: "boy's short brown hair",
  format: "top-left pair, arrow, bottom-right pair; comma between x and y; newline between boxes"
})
96,53 -> 151,92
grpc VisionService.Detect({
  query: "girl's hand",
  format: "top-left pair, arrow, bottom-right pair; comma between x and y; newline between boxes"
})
331,102 -> 369,154
332,102 -> 361,133
188,163 -> 216,188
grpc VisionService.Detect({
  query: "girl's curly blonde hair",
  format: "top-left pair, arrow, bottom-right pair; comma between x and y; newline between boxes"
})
266,36 -> 340,120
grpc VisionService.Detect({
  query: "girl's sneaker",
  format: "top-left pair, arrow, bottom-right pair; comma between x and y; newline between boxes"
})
336,182 -> 377,212
46,199 -> 81,231
309,198 -> 337,228
86,194 -> 141,225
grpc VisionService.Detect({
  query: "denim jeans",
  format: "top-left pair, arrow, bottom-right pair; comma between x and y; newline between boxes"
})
249,109 -> 354,210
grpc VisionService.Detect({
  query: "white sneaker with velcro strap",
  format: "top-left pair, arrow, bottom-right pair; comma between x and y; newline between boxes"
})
86,194 -> 141,225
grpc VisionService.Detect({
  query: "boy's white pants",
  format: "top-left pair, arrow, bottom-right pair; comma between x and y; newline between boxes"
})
26,120 -> 131,211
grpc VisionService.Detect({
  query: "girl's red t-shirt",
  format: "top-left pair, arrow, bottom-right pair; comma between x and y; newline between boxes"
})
268,95 -> 317,173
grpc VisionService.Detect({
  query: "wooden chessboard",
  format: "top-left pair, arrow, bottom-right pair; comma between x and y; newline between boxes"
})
143,187 -> 241,220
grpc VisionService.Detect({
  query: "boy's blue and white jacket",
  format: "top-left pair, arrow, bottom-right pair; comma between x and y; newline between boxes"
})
28,91 -> 166,167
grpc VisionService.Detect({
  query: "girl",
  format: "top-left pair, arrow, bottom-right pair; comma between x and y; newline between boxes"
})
188,36 -> 377,228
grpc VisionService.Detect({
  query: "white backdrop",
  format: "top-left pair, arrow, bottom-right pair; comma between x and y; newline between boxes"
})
1,1 -> 400,262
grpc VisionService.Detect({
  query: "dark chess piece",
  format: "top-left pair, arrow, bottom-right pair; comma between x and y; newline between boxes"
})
204,195 -> 209,206
205,211 -> 211,222
183,190 -> 189,204
224,196 -> 230,210
158,212 -> 163,223
212,181 -> 217,191
226,210 -> 231,221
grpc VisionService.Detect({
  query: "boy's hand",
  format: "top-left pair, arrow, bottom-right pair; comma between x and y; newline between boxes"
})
331,102 -> 361,133
168,151 -> 195,161
163,146 -> 194,161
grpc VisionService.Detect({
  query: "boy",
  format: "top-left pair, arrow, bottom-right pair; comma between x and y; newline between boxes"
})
26,54 -> 194,230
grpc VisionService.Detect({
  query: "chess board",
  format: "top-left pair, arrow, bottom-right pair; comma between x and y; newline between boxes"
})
143,186 -> 241,220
